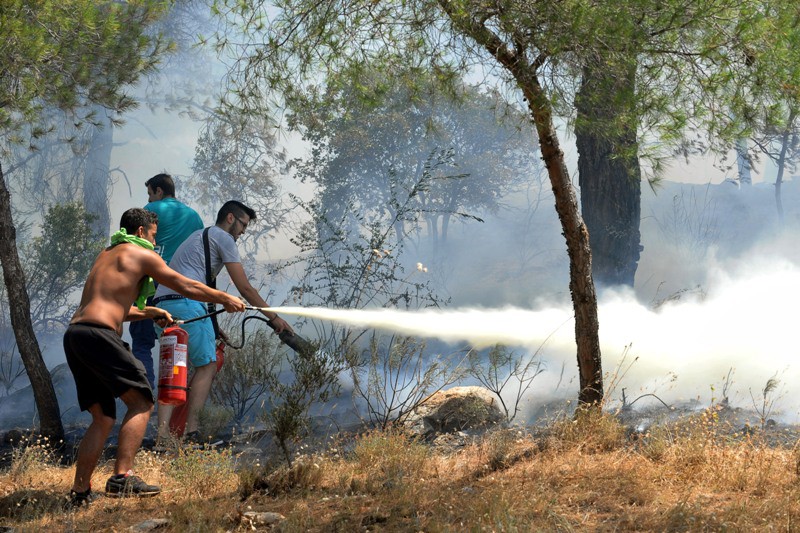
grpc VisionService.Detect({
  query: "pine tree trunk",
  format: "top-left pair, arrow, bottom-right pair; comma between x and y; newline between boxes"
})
522,76 -> 604,405
83,107 -> 114,236
436,2 -> 603,405
0,163 -> 64,440
773,109 -> 795,226
575,63 -> 642,288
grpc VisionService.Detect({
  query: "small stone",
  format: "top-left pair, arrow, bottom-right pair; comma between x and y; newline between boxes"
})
128,518 -> 169,532
240,511 -> 285,526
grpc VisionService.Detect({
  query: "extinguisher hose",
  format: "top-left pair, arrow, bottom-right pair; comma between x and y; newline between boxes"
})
222,315 -> 269,349
172,307 -> 316,358
223,315 -> 317,358
173,305 -> 271,325
174,308 -> 227,325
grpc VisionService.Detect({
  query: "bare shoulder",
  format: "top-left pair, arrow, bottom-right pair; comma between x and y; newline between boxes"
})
135,245 -> 168,274
107,243 -> 162,273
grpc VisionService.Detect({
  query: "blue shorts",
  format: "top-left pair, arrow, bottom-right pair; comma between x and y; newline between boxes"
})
155,298 -> 216,367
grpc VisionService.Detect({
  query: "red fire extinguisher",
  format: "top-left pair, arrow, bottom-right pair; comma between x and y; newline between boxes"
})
158,325 -> 189,405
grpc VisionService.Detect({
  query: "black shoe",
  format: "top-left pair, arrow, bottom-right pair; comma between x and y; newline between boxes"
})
105,471 -> 160,498
184,430 -> 223,448
184,430 -> 201,443
182,430 -> 204,449
64,488 -> 97,510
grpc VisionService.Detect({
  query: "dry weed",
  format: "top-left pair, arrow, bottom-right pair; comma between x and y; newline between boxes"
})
8,435 -> 61,487
3,418 -> 800,531
239,456 -> 324,499
548,407 -> 627,453
163,445 -> 237,499
349,429 -> 429,493
469,428 -> 536,478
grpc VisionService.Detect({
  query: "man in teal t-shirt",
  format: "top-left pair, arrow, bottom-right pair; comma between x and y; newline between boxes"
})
129,173 -> 204,388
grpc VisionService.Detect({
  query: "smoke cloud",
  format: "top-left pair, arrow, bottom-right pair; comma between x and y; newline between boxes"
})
268,253 -> 800,421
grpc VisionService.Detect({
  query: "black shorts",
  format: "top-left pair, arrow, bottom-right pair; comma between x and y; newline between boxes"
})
63,322 -> 154,419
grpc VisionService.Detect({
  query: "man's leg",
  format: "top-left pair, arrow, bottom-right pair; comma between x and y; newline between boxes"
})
184,362 -> 216,434
71,403 -> 115,493
156,402 -> 175,440
129,319 -> 157,389
114,388 -> 154,475
105,388 -> 160,498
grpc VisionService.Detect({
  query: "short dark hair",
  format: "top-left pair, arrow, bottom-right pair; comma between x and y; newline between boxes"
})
145,173 -> 175,197
120,208 -> 158,234
216,200 -> 256,224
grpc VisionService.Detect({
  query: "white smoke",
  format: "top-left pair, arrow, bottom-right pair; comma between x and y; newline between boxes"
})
267,255 -> 800,421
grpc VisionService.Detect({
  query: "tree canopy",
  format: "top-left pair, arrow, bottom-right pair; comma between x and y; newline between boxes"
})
289,68 -> 538,253
0,0 -> 169,142
209,0 -> 800,406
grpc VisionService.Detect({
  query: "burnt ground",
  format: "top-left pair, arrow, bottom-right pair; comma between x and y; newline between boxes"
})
0,413 -> 360,473
616,399 -> 800,448
3,399 -> 800,476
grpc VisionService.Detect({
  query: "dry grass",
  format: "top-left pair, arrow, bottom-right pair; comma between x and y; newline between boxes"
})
3,411 -> 800,531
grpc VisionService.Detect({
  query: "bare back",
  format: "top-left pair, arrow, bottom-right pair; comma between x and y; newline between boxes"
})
70,243 -> 155,334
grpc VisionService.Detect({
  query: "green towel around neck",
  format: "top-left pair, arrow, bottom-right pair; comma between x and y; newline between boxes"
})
110,228 -> 156,310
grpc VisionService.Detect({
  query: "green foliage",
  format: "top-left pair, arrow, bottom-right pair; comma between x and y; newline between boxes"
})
260,341 -> 344,467
21,202 -> 104,331
189,114 -> 288,259
197,403 -> 234,437
211,0 -> 800,177
289,68 -> 537,251
286,148 -> 452,314
0,0 -> 170,142
210,326 -> 281,424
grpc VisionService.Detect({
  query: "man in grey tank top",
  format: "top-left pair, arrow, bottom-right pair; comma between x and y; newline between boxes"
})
152,200 -> 292,444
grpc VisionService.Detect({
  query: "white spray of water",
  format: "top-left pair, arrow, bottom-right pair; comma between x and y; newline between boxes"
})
270,305 -> 576,350
268,257 -> 800,419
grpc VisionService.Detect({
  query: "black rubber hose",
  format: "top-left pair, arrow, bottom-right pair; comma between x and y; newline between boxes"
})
224,315 -> 316,358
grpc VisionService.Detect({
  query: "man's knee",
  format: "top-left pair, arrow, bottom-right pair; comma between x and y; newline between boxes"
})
195,361 -> 217,375
120,388 -> 155,414
88,405 -> 116,432
198,362 -> 214,371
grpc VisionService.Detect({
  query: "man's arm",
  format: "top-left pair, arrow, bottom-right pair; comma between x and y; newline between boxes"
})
225,262 -> 293,334
128,305 -> 173,327
142,251 -> 245,313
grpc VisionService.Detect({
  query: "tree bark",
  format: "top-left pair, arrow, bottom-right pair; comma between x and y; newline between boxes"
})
438,3 -> 603,404
773,109 -> 795,227
83,107 -> 114,236
0,163 -> 64,440
524,79 -> 604,405
575,63 -> 642,288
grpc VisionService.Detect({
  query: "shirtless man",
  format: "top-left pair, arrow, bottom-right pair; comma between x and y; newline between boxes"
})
63,208 -> 245,508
